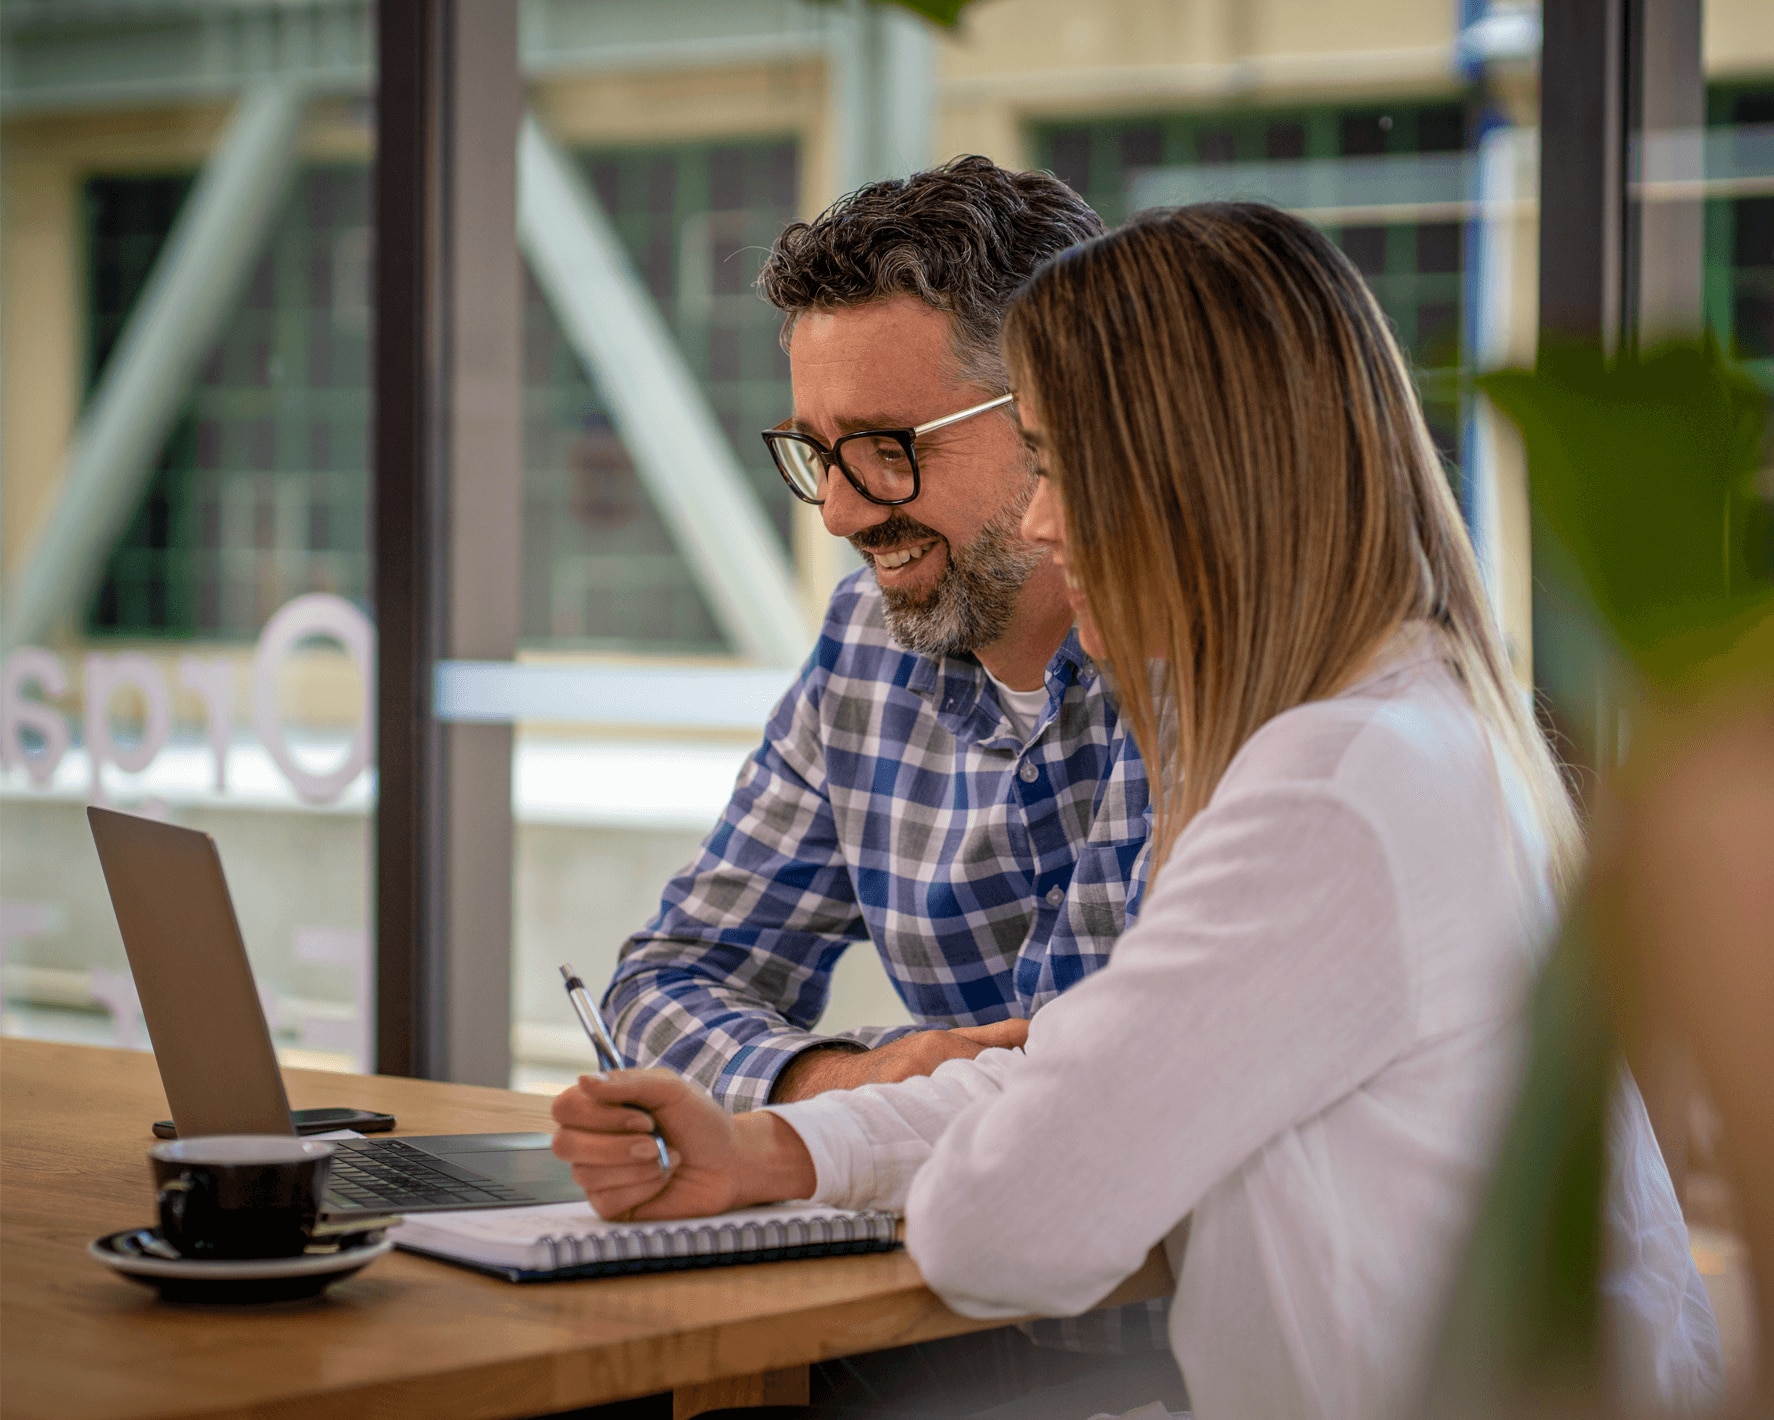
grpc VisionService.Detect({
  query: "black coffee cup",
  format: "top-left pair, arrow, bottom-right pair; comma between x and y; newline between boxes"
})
150,1136 -> 336,1260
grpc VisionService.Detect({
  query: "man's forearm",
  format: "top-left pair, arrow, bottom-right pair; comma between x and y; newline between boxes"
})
769,1043 -> 871,1103
606,957 -> 874,1111
768,1018 -> 1032,1103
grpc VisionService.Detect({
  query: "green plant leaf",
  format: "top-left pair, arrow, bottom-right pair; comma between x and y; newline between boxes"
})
806,0 -> 975,27
882,0 -> 972,22
1480,339 -> 1774,691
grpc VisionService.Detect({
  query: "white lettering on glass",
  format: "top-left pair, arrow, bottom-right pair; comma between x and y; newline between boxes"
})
0,649 -> 70,788
83,653 -> 173,803
250,593 -> 375,806
2,596 -> 373,807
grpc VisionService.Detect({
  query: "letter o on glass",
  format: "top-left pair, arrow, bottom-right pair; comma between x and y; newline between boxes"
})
251,594 -> 375,806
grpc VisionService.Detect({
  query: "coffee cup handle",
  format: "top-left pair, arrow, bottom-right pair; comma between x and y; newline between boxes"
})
157,1174 -> 196,1236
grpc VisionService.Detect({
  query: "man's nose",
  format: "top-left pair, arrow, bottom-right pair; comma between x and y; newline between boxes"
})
820,466 -> 892,541
1021,476 -> 1063,550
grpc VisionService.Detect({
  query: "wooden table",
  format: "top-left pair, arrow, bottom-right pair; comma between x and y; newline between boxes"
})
1,1039 -> 1167,1420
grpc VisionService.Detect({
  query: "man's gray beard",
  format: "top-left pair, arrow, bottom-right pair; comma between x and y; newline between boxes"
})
872,496 -> 1046,660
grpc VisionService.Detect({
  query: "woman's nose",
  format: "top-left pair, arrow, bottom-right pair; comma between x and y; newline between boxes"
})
1021,476 -> 1064,551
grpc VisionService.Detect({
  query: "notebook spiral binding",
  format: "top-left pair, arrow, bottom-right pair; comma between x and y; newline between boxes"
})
537,1210 -> 899,1274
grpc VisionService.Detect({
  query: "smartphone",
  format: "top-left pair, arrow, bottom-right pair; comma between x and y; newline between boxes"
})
150,1106 -> 397,1139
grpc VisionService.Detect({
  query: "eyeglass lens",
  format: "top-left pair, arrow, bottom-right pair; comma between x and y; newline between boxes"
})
836,434 -> 915,502
773,433 -> 916,504
773,439 -> 827,500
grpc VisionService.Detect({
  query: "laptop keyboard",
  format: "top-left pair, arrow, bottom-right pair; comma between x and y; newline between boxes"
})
325,1138 -> 532,1212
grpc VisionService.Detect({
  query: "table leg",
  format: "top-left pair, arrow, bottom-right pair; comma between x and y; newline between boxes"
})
672,1364 -> 810,1418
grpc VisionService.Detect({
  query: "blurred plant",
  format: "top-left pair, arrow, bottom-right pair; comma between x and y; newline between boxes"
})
1485,342 -> 1773,694
809,0 -> 974,28
1423,338 -> 1773,1417
886,0 -> 971,22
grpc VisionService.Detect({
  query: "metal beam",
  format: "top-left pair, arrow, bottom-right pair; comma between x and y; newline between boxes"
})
1,80 -> 304,652
516,114 -> 812,668
374,0 -> 524,1087
1627,0 -> 1705,344
1538,0 -> 1630,350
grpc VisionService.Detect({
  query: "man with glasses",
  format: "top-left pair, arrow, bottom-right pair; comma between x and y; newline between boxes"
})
606,154 -> 1152,1106
608,153 -> 1157,1099
601,156 -> 1175,1412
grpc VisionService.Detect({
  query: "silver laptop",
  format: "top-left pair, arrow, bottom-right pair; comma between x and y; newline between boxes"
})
87,806 -> 584,1216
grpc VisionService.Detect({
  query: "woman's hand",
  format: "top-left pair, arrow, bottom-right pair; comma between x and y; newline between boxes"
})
551,1070 -> 816,1221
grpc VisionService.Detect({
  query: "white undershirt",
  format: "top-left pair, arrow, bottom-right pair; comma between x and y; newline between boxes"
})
983,669 -> 1049,741
768,630 -> 1720,1419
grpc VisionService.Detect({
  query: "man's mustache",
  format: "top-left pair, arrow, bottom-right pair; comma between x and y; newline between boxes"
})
849,513 -> 946,557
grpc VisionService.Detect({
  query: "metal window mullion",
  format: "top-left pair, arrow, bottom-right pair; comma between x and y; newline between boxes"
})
374,0 -> 446,1080
374,0 -> 520,1085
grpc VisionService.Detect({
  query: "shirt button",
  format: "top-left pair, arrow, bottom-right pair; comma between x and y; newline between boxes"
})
1045,886 -> 1065,907
1019,760 -> 1039,783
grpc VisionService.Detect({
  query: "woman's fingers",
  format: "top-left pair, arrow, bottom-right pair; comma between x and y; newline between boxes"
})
578,1174 -> 672,1220
553,1128 -> 676,1168
552,1082 -> 660,1133
570,1160 -> 673,1194
574,1069 -> 690,1113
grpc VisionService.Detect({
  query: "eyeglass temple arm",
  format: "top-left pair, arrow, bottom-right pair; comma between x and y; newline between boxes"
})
910,392 -> 1016,438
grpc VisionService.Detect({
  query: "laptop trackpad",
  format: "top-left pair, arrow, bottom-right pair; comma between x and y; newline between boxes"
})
406,1133 -> 578,1186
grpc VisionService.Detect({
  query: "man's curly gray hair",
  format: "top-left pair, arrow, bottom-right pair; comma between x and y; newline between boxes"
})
756,155 -> 1104,391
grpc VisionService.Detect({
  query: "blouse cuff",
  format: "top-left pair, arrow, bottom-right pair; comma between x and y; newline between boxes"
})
760,1096 -> 879,1210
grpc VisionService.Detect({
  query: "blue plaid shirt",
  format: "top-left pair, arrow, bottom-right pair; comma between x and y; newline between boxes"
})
606,568 -> 1153,1113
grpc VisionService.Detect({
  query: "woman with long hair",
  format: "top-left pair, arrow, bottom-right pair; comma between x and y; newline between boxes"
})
551,205 -> 1715,1418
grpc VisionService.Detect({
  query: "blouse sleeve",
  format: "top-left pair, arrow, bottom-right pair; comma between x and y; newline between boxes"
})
905,779 -> 1415,1321
763,1046 -> 1025,1212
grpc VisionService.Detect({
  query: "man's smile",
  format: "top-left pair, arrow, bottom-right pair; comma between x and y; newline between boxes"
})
870,540 -> 939,570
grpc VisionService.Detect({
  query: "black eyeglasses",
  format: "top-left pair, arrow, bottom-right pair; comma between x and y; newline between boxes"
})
761,394 -> 1016,507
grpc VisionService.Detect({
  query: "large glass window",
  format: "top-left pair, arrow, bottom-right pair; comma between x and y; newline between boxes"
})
521,138 -> 799,652
3,94 -> 378,1076
87,167 -> 373,638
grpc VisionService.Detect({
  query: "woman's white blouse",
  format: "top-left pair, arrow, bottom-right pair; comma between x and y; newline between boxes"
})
767,634 -> 1720,1419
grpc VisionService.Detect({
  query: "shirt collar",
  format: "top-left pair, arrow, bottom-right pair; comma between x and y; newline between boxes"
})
908,628 -> 1093,744
908,627 -> 1090,699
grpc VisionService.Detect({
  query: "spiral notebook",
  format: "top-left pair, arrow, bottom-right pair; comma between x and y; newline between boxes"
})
393,1200 -> 901,1282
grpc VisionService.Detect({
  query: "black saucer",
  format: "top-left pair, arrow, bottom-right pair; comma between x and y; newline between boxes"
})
89,1227 -> 394,1304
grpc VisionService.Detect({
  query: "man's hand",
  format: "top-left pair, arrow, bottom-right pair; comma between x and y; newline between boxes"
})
769,1018 -> 1029,1103
552,1070 -> 816,1221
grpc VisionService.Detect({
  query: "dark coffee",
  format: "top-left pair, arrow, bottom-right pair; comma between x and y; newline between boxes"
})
150,1136 -> 335,1260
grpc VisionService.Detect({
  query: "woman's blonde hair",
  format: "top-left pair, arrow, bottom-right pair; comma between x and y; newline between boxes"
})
1002,204 -> 1579,881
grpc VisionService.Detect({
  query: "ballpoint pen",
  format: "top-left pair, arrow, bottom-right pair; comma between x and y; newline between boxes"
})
559,964 -> 672,1174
